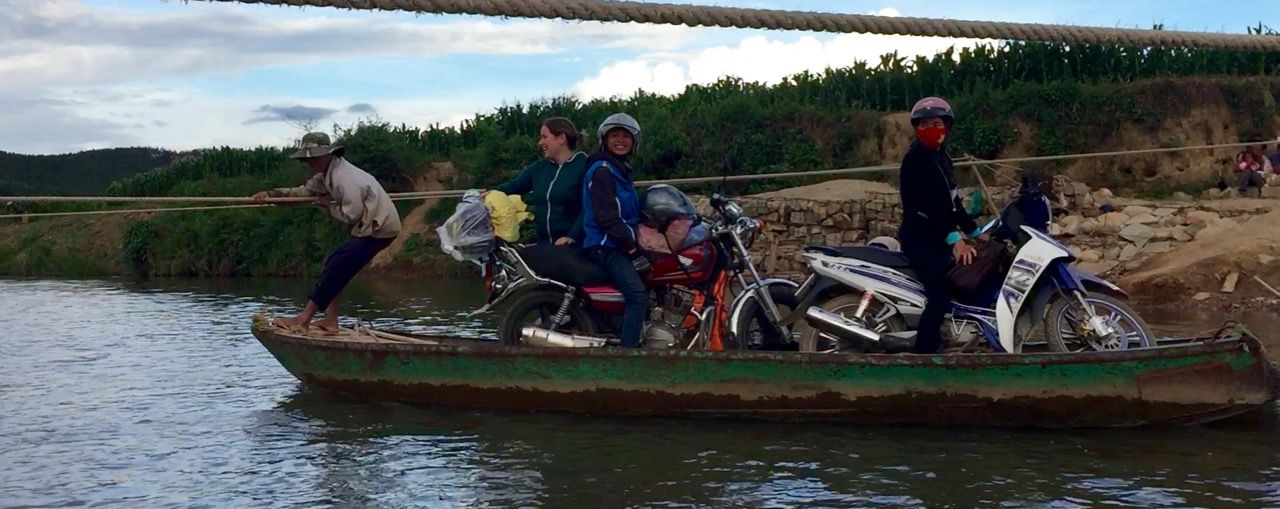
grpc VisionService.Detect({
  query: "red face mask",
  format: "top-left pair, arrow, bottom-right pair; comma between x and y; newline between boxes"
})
915,125 -> 948,150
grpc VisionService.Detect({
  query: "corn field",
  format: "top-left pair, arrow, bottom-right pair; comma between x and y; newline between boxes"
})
66,33 -> 1280,276
109,38 -> 1280,199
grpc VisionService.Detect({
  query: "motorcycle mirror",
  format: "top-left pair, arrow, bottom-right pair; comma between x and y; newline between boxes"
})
720,156 -> 749,197
717,156 -> 735,194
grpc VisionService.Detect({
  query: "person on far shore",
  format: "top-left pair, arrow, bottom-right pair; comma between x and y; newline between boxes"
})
1254,144 -> 1274,175
1268,139 -> 1280,171
250,132 -> 401,333
490,117 -> 589,246
1234,147 -> 1267,196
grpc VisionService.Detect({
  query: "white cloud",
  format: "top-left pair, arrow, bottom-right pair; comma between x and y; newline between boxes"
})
0,1 -> 982,154
0,0 -> 698,93
0,95 -> 141,154
0,0 -> 701,153
573,8 -> 981,100
22,84 -> 496,152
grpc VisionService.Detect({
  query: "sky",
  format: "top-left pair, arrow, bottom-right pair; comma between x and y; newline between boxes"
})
0,0 -> 1272,155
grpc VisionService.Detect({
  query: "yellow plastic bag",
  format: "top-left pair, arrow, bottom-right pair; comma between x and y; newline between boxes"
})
484,191 -> 532,242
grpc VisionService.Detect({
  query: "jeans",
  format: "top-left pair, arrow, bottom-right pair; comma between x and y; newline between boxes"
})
902,238 -> 953,354
309,236 -> 393,309
585,247 -> 648,347
1238,171 -> 1263,191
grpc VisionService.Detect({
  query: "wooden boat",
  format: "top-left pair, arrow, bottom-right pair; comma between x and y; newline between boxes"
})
250,316 -> 1276,427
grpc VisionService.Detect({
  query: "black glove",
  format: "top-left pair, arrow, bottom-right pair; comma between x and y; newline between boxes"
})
629,251 -> 652,273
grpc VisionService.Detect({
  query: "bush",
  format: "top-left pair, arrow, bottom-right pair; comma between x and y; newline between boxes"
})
121,219 -> 159,275
89,36 -> 1280,277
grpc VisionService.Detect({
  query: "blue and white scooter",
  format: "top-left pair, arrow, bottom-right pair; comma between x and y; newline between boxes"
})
789,178 -> 1154,353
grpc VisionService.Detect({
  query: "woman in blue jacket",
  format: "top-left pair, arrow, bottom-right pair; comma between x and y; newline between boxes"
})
581,113 -> 648,348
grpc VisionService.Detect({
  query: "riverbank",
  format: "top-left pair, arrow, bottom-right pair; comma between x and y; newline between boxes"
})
0,214 -> 129,276
6,181 -> 1280,307
0,213 -> 469,279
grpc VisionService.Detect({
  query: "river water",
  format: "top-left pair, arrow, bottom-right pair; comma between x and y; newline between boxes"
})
2,277 -> 1278,508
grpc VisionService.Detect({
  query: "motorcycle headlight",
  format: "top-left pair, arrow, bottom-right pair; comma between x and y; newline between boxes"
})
722,200 -> 744,222
736,218 -> 759,249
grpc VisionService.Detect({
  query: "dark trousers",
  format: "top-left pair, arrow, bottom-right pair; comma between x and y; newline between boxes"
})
309,236 -> 393,310
1238,171 -> 1263,191
902,238 -> 953,354
585,247 -> 647,347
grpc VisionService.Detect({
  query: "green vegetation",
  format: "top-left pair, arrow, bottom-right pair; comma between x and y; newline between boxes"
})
411,39 -> 1279,192
5,37 -> 1280,277
0,219 -> 119,277
115,208 -> 347,277
0,147 -> 175,196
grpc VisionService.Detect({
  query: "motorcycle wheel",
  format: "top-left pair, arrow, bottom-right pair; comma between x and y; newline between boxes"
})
1044,292 -> 1154,352
497,289 -> 597,346
730,285 -> 800,351
791,293 -> 908,353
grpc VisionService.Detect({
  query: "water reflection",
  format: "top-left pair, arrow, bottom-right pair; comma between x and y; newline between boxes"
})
2,277 -> 1278,508
121,275 -> 497,338
269,388 -> 1280,508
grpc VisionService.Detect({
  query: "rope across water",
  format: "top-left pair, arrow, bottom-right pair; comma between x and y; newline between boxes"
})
0,140 -> 1269,218
204,0 -> 1280,51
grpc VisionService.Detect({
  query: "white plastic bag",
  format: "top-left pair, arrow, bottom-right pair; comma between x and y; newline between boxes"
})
437,191 -> 495,262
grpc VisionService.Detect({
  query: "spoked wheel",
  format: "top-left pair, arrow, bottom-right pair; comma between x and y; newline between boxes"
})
497,289 -> 596,346
1045,292 -> 1154,352
791,293 -> 908,353
731,285 -> 800,351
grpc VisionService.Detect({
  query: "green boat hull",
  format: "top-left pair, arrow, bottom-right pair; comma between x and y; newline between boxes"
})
251,324 -> 1276,427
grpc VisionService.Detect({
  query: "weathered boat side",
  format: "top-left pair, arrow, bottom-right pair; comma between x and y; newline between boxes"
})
250,325 -> 1275,427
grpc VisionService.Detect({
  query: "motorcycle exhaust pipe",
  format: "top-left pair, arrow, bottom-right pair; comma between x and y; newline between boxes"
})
804,307 -> 882,343
520,326 -> 613,348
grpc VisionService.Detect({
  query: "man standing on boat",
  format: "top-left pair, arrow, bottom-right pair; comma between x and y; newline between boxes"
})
897,97 -> 981,354
251,132 -> 402,332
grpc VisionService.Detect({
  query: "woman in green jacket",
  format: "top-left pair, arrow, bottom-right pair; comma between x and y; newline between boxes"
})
492,117 -> 589,246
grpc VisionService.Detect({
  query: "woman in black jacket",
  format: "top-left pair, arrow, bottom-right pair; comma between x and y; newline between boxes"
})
897,97 -> 982,354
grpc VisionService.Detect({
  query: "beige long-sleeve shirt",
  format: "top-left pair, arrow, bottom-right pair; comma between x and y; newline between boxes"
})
270,157 -> 401,239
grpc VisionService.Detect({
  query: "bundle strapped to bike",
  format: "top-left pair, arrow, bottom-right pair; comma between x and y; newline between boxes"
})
437,191 -> 495,263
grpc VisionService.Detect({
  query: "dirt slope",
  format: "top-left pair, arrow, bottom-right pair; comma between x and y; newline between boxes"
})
1120,207 -> 1280,306
368,162 -> 455,268
750,179 -> 897,201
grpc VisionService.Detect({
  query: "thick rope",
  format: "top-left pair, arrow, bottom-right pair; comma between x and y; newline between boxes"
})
0,139 -> 1268,207
0,204 -> 270,219
203,0 -> 1280,51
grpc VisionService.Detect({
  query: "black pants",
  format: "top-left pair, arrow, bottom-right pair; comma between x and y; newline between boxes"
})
584,247 -> 648,348
309,236 -> 393,310
1238,171 -> 1263,191
902,239 -> 953,354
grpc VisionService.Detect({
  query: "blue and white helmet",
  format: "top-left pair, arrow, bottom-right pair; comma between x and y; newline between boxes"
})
597,113 -> 642,154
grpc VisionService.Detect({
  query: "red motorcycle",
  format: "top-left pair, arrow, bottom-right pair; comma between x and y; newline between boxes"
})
473,185 -> 799,349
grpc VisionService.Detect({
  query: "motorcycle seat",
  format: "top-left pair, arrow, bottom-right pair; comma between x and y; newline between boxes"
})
804,245 -> 913,268
804,245 -> 919,281
517,244 -> 611,286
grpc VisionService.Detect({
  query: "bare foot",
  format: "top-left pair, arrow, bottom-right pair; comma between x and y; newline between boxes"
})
310,319 -> 340,334
272,316 -> 309,332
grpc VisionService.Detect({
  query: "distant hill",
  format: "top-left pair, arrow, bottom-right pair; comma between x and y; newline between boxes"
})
0,148 -> 176,196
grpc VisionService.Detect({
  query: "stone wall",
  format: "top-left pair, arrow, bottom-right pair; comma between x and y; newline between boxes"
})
697,177 -> 1276,279
1053,199 -> 1274,276
735,192 -> 902,274
694,184 -> 912,275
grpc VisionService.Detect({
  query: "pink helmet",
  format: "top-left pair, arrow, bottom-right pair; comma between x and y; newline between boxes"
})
910,97 -> 954,126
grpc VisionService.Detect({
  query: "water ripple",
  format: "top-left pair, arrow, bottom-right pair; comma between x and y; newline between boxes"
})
1,277 -> 1278,508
